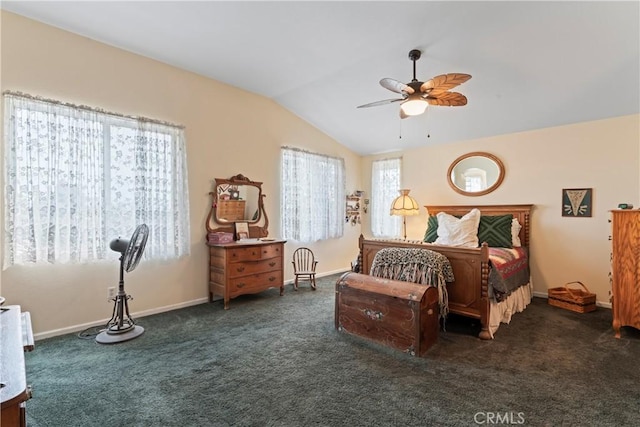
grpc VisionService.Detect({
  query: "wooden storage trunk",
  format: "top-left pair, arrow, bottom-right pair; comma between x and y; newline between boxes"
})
548,281 -> 596,313
335,272 -> 439,357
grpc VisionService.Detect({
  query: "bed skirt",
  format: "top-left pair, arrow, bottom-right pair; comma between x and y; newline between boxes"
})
489,282 -> 533,338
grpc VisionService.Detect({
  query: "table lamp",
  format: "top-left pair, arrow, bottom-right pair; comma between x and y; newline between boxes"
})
390,189 -> 420,240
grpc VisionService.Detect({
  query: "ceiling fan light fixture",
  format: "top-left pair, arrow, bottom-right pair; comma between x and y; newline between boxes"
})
358,49 -> 471,119
400,96 -> 428,116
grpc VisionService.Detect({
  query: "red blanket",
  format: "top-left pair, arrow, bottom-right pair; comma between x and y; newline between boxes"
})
488,247 -> 529,301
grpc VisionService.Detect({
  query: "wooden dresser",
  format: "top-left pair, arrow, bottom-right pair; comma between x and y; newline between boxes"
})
217,200 -> 246,221
610,210 -> 640,338
208,239 -> 286,309
1,305 -> 34,427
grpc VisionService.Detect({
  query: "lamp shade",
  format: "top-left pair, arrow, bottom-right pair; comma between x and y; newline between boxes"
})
390,189 -> 420,216
400,95 -> 428,116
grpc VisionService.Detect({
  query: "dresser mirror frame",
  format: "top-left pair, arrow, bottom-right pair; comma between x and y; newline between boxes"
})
447,152 -> 505,197
206,174 -> 269,238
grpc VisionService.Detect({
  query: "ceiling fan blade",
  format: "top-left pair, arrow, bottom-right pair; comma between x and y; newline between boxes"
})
357,98 -> 405,109
380,78 -> 414,95
425,92 -> 468,106
420,73 -> 472,95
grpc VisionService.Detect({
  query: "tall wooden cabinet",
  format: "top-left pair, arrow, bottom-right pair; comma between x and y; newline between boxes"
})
208,239 -> 286,309
610,210 -> 640,338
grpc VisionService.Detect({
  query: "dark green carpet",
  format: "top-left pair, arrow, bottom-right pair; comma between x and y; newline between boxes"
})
25,273 -> 640,427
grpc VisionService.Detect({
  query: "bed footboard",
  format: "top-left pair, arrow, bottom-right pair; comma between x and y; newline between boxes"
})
359,235 -> 492,340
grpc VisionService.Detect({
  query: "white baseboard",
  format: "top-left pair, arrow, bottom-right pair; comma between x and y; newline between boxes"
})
34,297 -> 209,341
283,268 -> 350,285
533,291 -> 611,309
35,269 -> 352,341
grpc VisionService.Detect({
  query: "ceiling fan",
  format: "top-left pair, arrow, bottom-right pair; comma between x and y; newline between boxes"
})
357,49 -> 472,119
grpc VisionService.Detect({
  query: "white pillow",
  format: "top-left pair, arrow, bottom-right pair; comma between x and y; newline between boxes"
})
512,218 -> 522,247
434,208 -> 481,248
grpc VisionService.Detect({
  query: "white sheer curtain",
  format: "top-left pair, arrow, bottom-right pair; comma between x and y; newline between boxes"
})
107,120 -> 190,260
371,157 -> 401,238
281,147 -> 345,242
3,93 -> 190,268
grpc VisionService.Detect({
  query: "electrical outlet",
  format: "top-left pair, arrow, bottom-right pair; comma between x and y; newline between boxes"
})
107,287 -> 116,301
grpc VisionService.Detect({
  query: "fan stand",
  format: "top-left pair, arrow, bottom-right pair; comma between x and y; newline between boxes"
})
95,254 -> 144,344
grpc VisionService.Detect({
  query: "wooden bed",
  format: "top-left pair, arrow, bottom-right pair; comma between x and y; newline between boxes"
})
358,204 -> 533,340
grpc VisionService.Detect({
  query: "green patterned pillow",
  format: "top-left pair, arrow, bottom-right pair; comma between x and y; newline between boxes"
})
423,215 -> 439,243
477,214 -> 513,248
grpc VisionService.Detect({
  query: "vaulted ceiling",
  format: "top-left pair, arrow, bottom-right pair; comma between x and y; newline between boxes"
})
3,1 -> 639,155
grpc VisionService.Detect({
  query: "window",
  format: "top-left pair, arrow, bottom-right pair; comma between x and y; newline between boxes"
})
3,93 -> 190,268
280,147 -> 345,242
463,167 -> 487,192
371,157 -> 401,238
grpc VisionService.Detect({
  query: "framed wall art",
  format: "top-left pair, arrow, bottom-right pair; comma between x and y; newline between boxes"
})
562,188 -> 592,217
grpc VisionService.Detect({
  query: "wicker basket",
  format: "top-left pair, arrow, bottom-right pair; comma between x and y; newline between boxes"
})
548,281 -> 596,313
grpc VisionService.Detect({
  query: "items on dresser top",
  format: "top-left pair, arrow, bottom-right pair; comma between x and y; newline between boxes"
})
208,239 -> 286,309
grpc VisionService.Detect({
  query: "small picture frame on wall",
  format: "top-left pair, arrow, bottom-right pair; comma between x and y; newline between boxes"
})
562,188 -> 593,217
235,221 -> 250,240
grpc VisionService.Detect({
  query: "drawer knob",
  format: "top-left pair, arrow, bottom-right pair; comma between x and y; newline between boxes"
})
268,276 -> 276,282
237,266 -> 245,272
237,283 -> 245,288
269,262 -> 276,267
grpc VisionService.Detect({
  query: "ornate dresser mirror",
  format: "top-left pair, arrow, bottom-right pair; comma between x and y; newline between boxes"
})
206,174 -> 269,238
447,152 -> 505,197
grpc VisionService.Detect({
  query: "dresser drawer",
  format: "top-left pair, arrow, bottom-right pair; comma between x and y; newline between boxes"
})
227,257 -> 282,279
209,247 -> 226,269
260,243 -> 283,259
207,239 -> 286,309
210,267 -> 225,284
228,243 -> 283,262
229,271 -> 283,297
228,247 -> 263,262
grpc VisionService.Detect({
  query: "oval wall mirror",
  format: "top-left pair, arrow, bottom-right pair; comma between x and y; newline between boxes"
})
447,152 -> 505,196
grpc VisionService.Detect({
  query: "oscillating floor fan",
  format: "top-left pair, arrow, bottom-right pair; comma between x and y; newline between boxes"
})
96,224 -> 149,344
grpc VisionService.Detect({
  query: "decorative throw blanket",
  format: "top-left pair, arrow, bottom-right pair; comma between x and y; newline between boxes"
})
488,247 -> 530,302
370,247 -> 455,318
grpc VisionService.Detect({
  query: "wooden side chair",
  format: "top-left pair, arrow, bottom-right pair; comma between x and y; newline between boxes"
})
292,247 -> 318,291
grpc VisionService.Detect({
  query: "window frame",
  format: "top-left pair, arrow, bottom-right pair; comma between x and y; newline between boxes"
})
3,92 -> 190,267
280,147 -> 345,243
370,157 -> 402,238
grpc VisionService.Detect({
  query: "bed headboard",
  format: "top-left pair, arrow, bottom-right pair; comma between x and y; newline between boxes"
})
424,204 -> 533,247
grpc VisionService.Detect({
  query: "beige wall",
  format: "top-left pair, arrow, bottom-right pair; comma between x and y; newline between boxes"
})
0,12 -> 361,337
2,11 -> 637,338
362,114 -> 640,306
